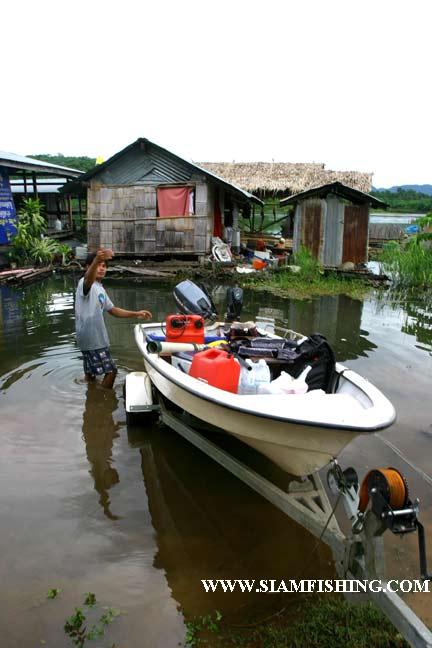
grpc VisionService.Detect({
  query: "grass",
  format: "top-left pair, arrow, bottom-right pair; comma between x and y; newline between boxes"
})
380,239 -> 432,288
241,247 -> 372,300
184,596 -> 409,647
243,270 -> 371,300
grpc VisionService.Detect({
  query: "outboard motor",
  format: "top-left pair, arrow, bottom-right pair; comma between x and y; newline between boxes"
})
225,286 -> 243,322
173,280 -> 218,321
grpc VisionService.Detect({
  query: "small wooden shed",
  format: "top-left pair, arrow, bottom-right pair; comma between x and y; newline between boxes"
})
280,182 -> 386,266
72,138 -> 261,257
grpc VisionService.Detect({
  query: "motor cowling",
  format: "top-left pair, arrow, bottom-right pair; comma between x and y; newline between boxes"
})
173,280 -> 218,321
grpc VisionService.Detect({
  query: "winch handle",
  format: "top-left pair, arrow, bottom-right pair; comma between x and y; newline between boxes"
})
417,521 -> 432,582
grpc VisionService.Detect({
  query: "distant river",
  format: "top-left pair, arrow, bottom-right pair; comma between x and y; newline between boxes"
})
370,212 -> 424,225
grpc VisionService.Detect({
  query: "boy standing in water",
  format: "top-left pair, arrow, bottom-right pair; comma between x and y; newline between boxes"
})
75,248 -> 152,388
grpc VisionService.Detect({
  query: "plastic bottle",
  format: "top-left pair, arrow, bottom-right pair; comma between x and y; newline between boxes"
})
238,359 -> 256,394
238,359 -> 271,394
254,359 -> 271,391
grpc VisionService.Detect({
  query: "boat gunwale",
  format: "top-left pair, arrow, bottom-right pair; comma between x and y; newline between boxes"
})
135,324 -> 396,433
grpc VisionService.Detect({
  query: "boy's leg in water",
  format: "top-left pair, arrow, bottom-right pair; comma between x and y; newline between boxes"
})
102,369 -> 117,389
85,373 -> 96,382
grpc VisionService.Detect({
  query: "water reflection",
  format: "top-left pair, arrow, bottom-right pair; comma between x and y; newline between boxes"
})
82,383 -> 121,520
137,428 -> 334,619
372,288 -> 432,352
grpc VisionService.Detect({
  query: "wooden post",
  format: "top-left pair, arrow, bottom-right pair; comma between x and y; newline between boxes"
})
23,171 -> 27,196
259,206 -> 264,231
31,172 -> 38,198
68,195 -> 72,230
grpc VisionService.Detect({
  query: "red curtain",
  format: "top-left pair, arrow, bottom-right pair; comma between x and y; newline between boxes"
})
157,187 -> 192,218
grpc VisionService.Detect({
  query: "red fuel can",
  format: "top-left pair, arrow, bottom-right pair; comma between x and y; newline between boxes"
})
165,314 -> 205,344
190,348 -> 240,393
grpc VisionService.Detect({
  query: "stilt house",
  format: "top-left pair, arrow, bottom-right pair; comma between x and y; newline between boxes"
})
74,139 -> 261,256
0,152 -> 82,245
280,182 -> 386,266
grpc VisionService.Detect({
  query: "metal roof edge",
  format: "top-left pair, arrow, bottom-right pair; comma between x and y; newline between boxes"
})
0,151 -> 83,177
78,138 -> 263,205
280,181 -> 387,208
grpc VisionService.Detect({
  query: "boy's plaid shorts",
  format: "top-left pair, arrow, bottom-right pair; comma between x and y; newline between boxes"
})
82,347 -> 117,376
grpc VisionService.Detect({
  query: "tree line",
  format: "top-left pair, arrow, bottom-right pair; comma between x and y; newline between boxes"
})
29,154 -> 97,173
371,188 -> 432,213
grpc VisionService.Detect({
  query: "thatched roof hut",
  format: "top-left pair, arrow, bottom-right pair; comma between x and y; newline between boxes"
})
198,162 -> 372,196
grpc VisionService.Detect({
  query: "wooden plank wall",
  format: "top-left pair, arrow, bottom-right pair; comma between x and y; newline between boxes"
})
87,181 -> 211,255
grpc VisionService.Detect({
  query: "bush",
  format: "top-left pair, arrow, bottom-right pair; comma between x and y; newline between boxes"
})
9,198 -> 60,266
293,246 -> 322,280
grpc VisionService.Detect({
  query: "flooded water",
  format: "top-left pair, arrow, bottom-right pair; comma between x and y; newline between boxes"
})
0,275 -> 431,646
369,212 -> 424,225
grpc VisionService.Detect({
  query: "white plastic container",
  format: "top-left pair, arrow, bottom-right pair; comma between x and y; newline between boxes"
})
254,359 -> 271,390
238,359 -> 255,394
238,359 -> 271,395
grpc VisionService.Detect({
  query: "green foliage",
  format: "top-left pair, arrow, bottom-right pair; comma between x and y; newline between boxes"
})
64,608 -> 87,648
381,235 -> 432,288
29,153 -> 97,173
55,592 -> 120,647
47,588 -> 62,599
56,243 -> 73,264
28,238 -> 59,265
18,198 -> 47,237
413,213 -> 432,243
185,610 -> 223,646
371,188 -> 432,213
8,198 -> 61,266
83,592 -> 96,607
9,198 -> 48,263
242,197 -> 290,234
293,246 -> 322,280
192,599 -> 407,647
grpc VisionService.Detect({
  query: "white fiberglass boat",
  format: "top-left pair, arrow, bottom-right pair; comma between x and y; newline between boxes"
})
132,282 -> 396,478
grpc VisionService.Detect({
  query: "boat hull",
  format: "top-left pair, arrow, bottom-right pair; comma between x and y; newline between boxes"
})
134,322 -> 395,477
144,357 -> 361,476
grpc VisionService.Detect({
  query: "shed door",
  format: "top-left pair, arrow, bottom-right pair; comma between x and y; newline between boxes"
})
303,205 -> 321,258
342,205 -> 368,264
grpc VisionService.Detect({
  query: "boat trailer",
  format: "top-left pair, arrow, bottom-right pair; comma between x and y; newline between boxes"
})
126,372 -> 432,647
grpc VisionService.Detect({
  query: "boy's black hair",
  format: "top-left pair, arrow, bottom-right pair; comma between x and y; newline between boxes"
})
85,252 -> 97,266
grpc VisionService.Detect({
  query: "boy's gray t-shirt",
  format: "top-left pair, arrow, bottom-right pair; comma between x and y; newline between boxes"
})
75,277 -> 114,351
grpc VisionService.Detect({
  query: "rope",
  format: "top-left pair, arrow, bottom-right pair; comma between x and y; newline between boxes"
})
376,433 -> 432,488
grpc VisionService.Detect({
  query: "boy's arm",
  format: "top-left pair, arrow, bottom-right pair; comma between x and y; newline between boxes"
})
108,307 -> 152,320
83,248 -> 113,294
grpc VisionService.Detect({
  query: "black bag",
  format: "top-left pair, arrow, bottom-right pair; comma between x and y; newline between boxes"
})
232,333 -> 336,393
283,334 -> 336,393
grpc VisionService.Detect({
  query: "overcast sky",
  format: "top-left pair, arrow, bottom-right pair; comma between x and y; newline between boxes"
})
2,0 -> 430,187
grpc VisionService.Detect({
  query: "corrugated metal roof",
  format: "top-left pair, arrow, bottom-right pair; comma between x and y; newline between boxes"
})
280,181 -> 387,209
10,178 -> 65,194
77,138 -> 262,205
0,151 -> 82,177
